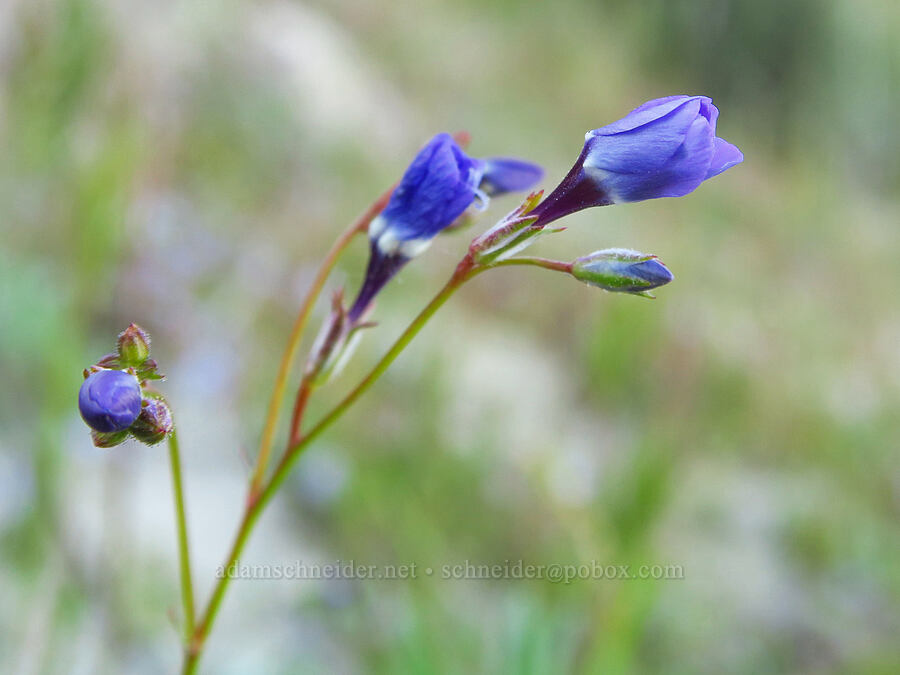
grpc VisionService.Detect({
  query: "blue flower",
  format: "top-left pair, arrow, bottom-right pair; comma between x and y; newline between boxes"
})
372,133 -> 486,247
78,369 -> 143,433
531,95 -> 743,226
348,133 -> 542,321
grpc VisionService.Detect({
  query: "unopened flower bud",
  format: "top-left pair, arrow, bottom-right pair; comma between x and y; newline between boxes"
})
571,248 -> 673,297
78,369 -> 143,433
305,291 -> 349,379
91,429 -> 130,448
130,398 -> 173,445
117,323 -> 151,366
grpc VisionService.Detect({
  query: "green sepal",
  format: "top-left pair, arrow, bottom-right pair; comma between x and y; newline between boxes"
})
91,429 -> 130,448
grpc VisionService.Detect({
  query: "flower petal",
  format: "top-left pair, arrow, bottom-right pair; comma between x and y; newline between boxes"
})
382,133 -> 480,241
696,96 -> 718,131
480,157 -> 544,196
589,95 -> 694,137
607,114 -> 715,202
583,97 -> 702,177
78,370 -> 143,433
705,137 -> 744,179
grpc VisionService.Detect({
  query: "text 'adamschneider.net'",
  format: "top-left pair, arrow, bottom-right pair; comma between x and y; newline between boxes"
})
217,560 -> 685,584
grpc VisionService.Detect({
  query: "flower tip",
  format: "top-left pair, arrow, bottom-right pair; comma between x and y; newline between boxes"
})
520,190 -> 544,214
634,257 -> 674,286
705,138 -> 744,179
452,130 -> 471,148
117,323 -> 151,366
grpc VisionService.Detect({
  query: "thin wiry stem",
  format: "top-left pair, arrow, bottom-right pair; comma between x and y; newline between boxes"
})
182,258 -> 484,674
287,375 -> 314,445
247,187 -> 393,496
167,426 -> 195,643
272,257 -> 484,497
488,256 -> 573,274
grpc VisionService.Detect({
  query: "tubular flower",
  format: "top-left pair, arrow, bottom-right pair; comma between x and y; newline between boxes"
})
348,133 -> 542,321
530,95 -> 743,227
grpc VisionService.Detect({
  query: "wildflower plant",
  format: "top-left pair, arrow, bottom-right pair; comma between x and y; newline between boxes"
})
77,96 -> 742,672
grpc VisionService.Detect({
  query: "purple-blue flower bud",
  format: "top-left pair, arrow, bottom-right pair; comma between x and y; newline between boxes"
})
571,248 -> 674,296
531,95 -> 743,227
348,133 -> 542,321
130,398 -> 174,445
78,369 -> 143,433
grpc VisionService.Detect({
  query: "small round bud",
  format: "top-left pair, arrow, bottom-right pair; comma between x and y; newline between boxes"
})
130,398 -> 173,445
571,248 -> 674,296
117,323 -> 151,366
78,369 -> 143,433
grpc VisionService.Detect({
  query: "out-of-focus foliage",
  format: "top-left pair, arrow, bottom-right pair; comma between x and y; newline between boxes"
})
1,0 -> 898,673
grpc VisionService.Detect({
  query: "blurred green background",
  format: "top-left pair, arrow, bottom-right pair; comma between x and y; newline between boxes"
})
2,0 -> 899,673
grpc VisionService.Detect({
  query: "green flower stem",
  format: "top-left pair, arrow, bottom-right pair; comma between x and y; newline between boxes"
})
287,374 -> 314,445
167,426 -> 195,643
183,501 -> 258,674
271,257 -> 485,498
183,256 -> 485,674
489,256 -> 573,274
248,186 -> 394,496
